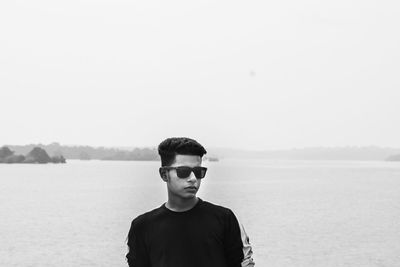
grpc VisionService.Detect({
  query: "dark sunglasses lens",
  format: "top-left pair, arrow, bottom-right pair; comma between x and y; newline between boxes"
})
193,167 -> 207,179
176,167 -> 192,178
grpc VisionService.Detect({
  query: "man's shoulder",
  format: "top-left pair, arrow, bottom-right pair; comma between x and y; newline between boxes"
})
131,205 -> 165,228
200,199 -> 235,216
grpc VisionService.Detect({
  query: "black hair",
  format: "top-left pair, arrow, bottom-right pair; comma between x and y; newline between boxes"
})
158,137 -> 207,167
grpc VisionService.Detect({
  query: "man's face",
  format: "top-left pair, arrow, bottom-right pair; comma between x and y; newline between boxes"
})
166,154 -> 202,200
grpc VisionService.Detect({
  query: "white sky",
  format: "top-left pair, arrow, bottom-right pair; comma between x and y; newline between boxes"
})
1,0 -> 399,150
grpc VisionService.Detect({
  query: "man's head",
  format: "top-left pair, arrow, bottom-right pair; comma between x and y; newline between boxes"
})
158,137 -> 207,167
158,137 -> 207,200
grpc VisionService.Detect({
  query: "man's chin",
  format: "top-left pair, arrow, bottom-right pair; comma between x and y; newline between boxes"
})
181,193 -> 197,199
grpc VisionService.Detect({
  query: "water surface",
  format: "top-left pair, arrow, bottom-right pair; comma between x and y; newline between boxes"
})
1,160 -> 399,266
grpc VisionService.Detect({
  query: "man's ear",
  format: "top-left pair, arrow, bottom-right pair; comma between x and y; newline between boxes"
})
159,168 -> 168,182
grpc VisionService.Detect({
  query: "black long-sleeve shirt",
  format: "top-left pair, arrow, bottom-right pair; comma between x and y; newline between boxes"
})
126,198 -> 254,267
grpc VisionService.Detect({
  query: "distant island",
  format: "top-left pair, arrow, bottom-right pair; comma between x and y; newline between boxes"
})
7,143 -> 159,161
204,156 -> 219,162
0,146 -> 66,164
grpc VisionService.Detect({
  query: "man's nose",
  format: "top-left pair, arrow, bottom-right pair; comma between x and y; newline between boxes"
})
187,171 -> 197,182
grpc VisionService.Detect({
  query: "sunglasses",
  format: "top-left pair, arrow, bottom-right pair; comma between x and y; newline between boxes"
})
160,166 -> 207,179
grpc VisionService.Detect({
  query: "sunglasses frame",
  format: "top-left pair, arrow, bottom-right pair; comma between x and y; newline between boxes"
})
159,166 -> 207,179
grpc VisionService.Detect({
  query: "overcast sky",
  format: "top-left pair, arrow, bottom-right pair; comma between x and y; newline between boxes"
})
1,0 -> 399,150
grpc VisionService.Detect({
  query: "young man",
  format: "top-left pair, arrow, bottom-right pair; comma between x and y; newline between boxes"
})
126,137 -> 255,267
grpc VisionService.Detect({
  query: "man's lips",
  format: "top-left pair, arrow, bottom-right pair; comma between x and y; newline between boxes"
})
185,186 -> 197,190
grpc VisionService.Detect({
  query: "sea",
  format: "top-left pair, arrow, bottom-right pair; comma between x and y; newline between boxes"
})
1,159 -> 399,267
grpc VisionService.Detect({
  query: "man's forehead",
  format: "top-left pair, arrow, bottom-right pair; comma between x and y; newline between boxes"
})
171,154 -> 202,165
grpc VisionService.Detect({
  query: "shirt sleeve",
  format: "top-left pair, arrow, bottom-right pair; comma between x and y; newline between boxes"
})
224,210 -> 255,267
238,223 -> 255,267
126,220 -> 150,267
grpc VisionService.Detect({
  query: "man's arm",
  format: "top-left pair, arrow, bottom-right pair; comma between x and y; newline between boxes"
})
238,222 -> 255,267
224,210 -> 255,267
126,220 -> 150,267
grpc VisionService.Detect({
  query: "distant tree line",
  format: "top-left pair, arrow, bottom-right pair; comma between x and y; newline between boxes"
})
7,143 -> 159,161
101,148 -> 159,161
0,146 -> 66,164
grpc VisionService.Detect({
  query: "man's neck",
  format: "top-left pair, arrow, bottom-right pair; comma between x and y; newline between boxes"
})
165,196 -> 199,212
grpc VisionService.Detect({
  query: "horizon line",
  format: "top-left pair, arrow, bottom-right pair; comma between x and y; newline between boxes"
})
3,142 -> 400,151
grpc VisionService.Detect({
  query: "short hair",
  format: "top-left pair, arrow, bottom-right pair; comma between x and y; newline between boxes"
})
158,137 -> 207,166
